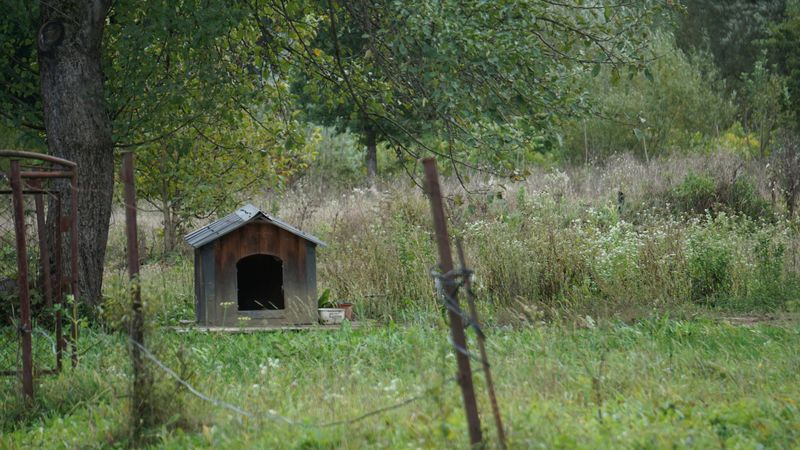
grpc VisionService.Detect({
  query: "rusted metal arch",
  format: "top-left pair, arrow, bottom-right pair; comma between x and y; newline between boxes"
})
0,150 -> 77,169
0,151 -> 79,400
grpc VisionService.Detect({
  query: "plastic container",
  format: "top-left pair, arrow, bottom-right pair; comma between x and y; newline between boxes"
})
318,308 -> 345,325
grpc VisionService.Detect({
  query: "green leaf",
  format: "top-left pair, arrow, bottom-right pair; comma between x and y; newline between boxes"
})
610,67 -> 621,85
643,67 -> 654,83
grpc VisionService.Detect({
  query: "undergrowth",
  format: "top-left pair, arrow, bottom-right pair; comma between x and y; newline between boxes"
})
304,172 -> 800,324
91,152 -> 800,329
2,152 -> 800,447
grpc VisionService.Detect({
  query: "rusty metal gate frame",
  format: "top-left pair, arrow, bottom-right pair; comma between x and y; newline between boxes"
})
0,150 -> 79,400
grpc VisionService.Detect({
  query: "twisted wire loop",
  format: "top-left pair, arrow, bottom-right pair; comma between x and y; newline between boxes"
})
129,338 -> 463,429
430,267 -> 489,365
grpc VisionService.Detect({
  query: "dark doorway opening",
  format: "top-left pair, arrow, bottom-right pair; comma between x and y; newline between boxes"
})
236,254 -> 284,310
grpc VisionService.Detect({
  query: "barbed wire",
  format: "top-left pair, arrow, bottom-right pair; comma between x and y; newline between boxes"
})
430,267 -> 490,366
130,338 -> 470,429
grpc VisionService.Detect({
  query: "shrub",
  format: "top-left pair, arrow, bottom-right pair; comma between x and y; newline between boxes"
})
687,229 -> 734,304
661,171 -> 772,219
101,257 -> 194,331
669,172 -> 717,215
725,176 -> 772,219
770,131 -> 800,218
746,234 -> 787,309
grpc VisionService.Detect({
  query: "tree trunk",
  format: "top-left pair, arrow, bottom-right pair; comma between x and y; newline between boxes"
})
163,202 -> 177,254
365,127 -> 377,180
760,119 -> 770,159
583,120 -> 589,165
787,183 -> 798,219
38,0 -> 114,307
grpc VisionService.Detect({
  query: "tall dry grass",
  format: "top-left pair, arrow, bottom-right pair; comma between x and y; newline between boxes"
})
104,152 -> 800,325
266,152 -> 798,322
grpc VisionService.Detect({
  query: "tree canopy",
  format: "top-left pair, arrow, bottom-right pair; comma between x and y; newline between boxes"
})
278,0 -> 672,176
0,0 -> 684,303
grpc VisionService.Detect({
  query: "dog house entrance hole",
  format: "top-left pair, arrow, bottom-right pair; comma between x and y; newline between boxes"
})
236,254 -> 285,310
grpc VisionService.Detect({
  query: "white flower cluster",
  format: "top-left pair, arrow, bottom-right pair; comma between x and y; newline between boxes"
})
259,357 -> 281,375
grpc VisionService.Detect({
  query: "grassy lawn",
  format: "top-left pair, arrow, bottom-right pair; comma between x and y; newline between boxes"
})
2,317 -> 799,449
4,167 -> 800,448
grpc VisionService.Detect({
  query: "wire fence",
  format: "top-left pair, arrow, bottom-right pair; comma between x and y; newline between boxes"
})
124,156 -> 505,445
130,337 -> 471,429
115,257 -> 499,439
0,193 -> 62,376
0,154 -> 506,447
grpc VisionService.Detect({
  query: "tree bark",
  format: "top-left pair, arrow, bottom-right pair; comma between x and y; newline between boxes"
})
38,0 -> 114,307
163,202 -> 177,254
365,127 -> 377,180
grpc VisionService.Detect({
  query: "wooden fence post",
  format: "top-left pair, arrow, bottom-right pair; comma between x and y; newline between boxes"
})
423,157 -> 483,446
456,239 -> 507,449
122,151 -> 147,438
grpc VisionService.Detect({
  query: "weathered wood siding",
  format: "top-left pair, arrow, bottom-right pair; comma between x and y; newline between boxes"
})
196,221 -> 316,326
196,244 -> 216,325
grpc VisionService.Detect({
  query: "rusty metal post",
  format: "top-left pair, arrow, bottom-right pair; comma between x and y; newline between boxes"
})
423,157 -> 483,446
69,171 -> 79,367
122,151 -> 147,438
33,186 -> 54,311
54,196 -> 64,371
10,160 -> 34,399
34,184 -> 59,372
456,239 -> 507,449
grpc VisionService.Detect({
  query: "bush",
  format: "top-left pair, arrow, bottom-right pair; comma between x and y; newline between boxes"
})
770,131 -> 800,218
726,176 -> 773,219
670,172 -> 718,215
101,257 -> 194,331
687,228 -> 734,304
661,172 -> 772,219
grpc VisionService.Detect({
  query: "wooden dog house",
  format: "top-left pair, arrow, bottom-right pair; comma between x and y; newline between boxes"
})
185,204 -> 325,327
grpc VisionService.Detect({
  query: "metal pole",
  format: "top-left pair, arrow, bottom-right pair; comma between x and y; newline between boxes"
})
54,196 -> 63,371
34,184 -> 58,373
422,157 -> 483,446
122,151 -> 146,439
34,186 -> 54,312
456,239 -> 507,449
69,171 -> 79,367
10,160 -> 34,399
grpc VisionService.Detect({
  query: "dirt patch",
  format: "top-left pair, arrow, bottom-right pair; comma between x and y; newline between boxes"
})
718,314 -> 799,327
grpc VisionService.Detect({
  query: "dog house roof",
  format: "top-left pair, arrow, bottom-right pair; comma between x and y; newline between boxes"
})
184,204 -> 326,248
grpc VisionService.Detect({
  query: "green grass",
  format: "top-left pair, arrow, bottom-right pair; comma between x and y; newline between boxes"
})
4,155 -> 800,448
2,318 -> 799,448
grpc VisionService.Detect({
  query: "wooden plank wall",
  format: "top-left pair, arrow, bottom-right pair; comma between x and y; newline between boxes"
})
207,222 -> 316,326
199,245 -> 215,325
